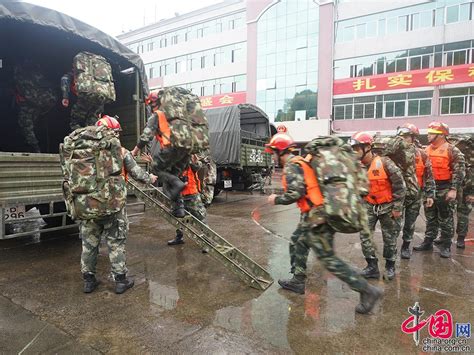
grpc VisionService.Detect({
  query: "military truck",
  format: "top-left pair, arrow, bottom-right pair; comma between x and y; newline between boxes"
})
0,2 -> 149,239
205,104 -> 273,193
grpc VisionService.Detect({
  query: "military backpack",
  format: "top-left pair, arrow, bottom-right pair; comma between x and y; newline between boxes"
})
304,136 -> 368,233
14,64 -> 57,109
159,87 -> 209,154
59,125 -> 126,220
73,51 -> 116,104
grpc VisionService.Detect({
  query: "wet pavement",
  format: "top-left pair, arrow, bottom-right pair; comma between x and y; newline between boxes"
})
0,191 -> 473,354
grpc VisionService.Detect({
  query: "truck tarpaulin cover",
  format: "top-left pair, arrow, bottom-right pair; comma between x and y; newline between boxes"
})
205,104 -> 271,166
0,1 -> 149,95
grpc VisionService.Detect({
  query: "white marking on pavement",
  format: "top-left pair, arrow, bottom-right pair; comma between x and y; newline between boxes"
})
18,324 -> 48,355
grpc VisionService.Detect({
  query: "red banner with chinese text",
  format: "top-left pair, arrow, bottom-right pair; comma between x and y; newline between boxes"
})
333,64 -> 474,95
200,92 -> 247,109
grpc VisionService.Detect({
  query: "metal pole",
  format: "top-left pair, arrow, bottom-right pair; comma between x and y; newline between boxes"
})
135,70 -> 141,144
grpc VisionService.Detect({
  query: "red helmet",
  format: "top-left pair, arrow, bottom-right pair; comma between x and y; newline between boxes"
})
276,124 -> 288,133
349,131 -> 373,146
145,90 -> 161,106
397,123 -> 419,136
96,115 -> 121,131
265,133 -> 296,153
427,121 -> 449,135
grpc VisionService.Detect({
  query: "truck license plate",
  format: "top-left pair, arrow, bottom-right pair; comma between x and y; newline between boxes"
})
4,206 -> 26,221
224,180 -> 232,189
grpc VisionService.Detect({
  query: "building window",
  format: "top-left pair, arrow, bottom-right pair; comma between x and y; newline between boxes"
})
446,5 -> 460,24
197,28 -> 204,38
171,35 -> 179,45
147,42 -> 154,52
149,67 -> 154,79
160,38 -> 167,48
440,87 -> 474,115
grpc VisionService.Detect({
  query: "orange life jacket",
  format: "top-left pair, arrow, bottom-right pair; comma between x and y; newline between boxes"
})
425,142 -> 452,181
365,156 -> 393,205
154,110 -> 171,148
181,166 -> 201,196
415,149 -> 425,188
121,148 -> 129,182
282,156 -> 324,213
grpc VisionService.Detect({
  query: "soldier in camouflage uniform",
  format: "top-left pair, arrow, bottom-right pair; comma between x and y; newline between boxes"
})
168,154 -> 208,245
350,132 -> 406,281
436,135 -> 473,249
80,116 -> 157,294
132,88 -> 209,202
396,124 -> 436,259
266,133 -> 382,315
197,149 -> 217,207
14,61 -> 57,152
414,122 -> 465,258
61,71 -> 104,131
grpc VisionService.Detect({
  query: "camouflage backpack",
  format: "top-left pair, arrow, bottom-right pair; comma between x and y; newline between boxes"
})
14,64 -> 57,109
160,87 -> 209,154
372,136 -> 419,200
59,125 -> 126,220
304,136 -> 368,233
73,51 -> 116,104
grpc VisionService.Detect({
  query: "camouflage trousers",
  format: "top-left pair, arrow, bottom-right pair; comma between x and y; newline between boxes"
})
201,184 -> 215,208
424,188 -> 455,245
293,223 -> 369,293
358,202 -> 378,260
402,196 -> 422,243
70,98 -> 104,131
17,104 -> 42,152
456,191 -> 472,238
361,203 -> 402,261
175,193 -> 207,238
289,215 -> 308,274
80,207 -> 129,276
151,145 -> 190,177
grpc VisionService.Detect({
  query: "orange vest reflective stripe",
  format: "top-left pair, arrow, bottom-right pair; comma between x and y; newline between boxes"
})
426,142 -> 452,181
365,156 -> 393,205
154,110 -> 171,148
282,156 -> 324,213
121,148 -> 129,182
181,167 -> 201,196
415,150 -> 425,188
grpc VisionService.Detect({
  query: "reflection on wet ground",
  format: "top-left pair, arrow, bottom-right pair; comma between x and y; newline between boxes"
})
0,191 -> 473,353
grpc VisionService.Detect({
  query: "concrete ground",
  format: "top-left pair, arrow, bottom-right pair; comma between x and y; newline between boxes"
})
0,191 -> 473,354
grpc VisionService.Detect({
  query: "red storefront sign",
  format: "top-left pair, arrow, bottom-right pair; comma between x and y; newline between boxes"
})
200,92 -> 246,109
333,64 -> 474,95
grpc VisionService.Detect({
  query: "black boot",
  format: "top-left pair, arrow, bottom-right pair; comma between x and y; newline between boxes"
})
384,260 -> 395,281
361,258 -> 380,279
355,283 -> 383,314
413,238 -> 433,251
159,172 -> 185,201
278,274 -> 306,294
457,236 -> 466,249
439,244 -> 451,258
400,241 -> 411,259
168,230 -> 185,246
83,273 -> 100,293
433,238 -> 442,246
114,274 -> 134,294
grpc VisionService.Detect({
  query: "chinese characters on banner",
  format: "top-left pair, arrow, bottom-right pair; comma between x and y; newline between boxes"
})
333,63 -> 474,95
199,92 -> 247,109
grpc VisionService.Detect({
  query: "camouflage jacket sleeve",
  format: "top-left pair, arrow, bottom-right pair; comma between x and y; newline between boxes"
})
382,157 -> 406,212
275,159 -> 306,205
448,145 -> 465,190
60,73 -> 72,99
419,149 -> 436,199
464,151 -> 474,195
136,113 -> 158,150
123,150 -> 152,184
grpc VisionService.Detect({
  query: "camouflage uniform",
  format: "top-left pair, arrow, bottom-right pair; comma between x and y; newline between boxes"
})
80,149 -> 153,276
402,147 -> 435,243
14,63 -> 57,152
424,143 -> 465,245
361,156 -> 406,262
275,154 -> 369,292
457,140 -> 473,240
196,150 -> 217,207
61,72 -> 103,131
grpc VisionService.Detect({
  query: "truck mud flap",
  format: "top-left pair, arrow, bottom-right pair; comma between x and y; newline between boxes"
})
127,179 -> 273,291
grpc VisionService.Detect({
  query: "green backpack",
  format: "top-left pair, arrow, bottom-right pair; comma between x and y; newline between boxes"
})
160,87 -> 209,154
304,136 -> 368,233
372,135 -> 419,200
73,51 -> 116,104
59,126 -> 126,220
